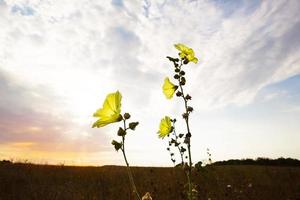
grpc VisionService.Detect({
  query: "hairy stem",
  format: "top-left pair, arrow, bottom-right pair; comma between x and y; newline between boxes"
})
172,121 -> 184,165
177,61 -> 193,200
121,120 -> 141,200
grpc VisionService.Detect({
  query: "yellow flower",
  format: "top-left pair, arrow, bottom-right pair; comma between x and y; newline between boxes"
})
174,43 -> 198,63
162,77 -> 177,99
92,91 -> 122,128
158,116 -> 173,139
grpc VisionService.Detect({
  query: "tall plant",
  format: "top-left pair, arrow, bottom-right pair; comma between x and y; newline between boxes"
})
158,43 -> 198,200
92,91 -> 141,200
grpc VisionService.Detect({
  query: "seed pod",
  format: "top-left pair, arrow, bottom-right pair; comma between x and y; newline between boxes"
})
123,113 -> 131,119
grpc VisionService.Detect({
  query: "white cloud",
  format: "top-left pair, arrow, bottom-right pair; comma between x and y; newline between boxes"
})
0,0 -> 300,165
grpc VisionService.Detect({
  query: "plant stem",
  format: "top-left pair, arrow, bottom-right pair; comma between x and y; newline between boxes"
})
121,120 -> 141,200
177,61 -> 193,200
172,121 -> 184,165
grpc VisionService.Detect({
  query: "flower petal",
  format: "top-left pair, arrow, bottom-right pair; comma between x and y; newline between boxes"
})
174,43 -> 188,52
174,43 -> 198,64
158,116 -> 172,138
162,77 -> 177,99
92,91 -> 122,128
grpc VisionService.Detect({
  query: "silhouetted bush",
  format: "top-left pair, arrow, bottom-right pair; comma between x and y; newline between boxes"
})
212,157 -> 300,167
0,160 -> 12,165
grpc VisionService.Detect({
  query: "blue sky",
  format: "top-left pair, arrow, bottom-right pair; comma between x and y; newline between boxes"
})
0,0 -> 299,166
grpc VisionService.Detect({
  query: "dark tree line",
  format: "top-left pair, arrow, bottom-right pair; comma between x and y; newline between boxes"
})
212,157 -> 300,167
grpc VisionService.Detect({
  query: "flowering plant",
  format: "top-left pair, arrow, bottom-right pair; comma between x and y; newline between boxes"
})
158,43 -> 198,200
92,91 -> 142,200
92,43 -> 199,200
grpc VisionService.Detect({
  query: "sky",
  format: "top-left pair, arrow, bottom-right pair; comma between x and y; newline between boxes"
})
0,0 -> 299,166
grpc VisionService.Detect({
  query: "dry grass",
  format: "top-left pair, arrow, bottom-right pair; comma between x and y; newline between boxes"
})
0,162 -> 299,200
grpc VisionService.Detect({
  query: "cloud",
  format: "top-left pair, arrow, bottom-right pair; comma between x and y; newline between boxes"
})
0,69 -> 111,156
1,0 -> 300,164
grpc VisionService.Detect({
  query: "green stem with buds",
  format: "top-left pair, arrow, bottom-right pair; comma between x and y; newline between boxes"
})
172,121 -> 184,165
121,119 -> 141,200
177,61 -> 193,200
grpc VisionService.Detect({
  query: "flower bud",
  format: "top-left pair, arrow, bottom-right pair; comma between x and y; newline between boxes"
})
174,74 -> 180,79
166,56 -> 175,62
185,94 -> 192,100
181,77 -> 186,81
117,127 -> 126,136
187,106 -> 193,112
182,112 -> 189,119
180,146 -> 186,153
179,71 -> 185,76
180,77 -> 186,85
111,140 -> 122,151
175,68 -> 180,73
129,122 -> 139,130
117,114 -> 123,121
184,136 -> 190,144
176,91 -> 182,97
123,113 -> 131,119
170,126 -> 174,133
183,58 -> 189,64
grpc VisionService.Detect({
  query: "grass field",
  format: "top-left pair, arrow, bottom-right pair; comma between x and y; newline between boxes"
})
0,162 -> 300,200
